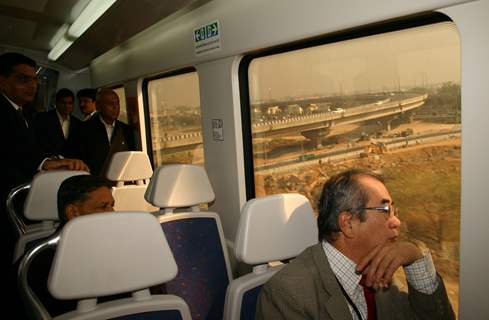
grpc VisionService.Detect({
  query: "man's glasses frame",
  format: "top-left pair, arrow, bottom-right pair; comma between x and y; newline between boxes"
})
362,203 -> 399,219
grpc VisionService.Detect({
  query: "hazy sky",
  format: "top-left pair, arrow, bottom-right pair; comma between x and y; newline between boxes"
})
148,72 -> 201,109
147,22 -> 460,107
249,22 -> 460,102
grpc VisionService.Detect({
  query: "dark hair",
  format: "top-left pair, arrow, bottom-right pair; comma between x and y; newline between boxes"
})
317,169 -> 384,243
57,175 -> 112,225
0,52 -> 37,76
77,88 -> 97,101
56,88 -> 75,101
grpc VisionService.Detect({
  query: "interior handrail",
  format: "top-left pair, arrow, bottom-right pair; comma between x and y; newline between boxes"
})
17,232 -> 60,320
6,182 -> 31,237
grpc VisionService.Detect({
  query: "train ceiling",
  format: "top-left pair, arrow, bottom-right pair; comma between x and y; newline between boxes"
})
0,0 -> 207,70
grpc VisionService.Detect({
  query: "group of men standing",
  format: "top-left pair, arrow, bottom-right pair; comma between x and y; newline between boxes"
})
31,86 -> 135,176
0,51 -> 135,187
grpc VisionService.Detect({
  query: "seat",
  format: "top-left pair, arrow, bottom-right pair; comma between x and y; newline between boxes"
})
18,211 -> 192,320
223,193 -> 318,320
145,164 -> 232,320
105,151 -> 158,212
12,170 -> 88,263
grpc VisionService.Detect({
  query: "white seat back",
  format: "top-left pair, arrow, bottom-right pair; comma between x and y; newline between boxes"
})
105,151 -> 157,211
13,170 -> 88,263
224,193 -> 318,320
235,193 -> 318,264
145,164 -> 215,210
24,170 -> 89,222
47,211 -> 191,319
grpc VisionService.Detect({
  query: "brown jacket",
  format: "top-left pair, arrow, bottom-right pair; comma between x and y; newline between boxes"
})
256,243 -> 454,320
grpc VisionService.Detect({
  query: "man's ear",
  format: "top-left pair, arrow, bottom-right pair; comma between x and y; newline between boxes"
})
338,211 -> 355,238
65,204 -> 80,221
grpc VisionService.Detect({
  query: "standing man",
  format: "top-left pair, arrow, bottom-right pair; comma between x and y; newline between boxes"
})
0,52 -> 88,316
77,88 -> 97,121
32,88 -> 82,156
0,52 -> 88,204
72,88 -> 135,176
256,169 -> 454,320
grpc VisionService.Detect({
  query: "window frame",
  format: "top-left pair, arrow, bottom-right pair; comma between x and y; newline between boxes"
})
141,67 -> 200,167
238,12 -> 452,200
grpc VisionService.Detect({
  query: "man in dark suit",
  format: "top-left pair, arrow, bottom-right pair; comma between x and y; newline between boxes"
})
256,169 -> 454,320
77,88 -> 97,121
0,52 -> 88,317
32,88 -> 82,156
0,52 -> 88,203
71,88 -> 136,176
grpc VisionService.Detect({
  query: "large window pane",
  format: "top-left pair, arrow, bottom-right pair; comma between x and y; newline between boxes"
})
247,22 -> 460,313
147,71 -> 204,166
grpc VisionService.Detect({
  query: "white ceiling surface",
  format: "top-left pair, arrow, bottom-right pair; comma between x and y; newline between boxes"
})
0,0 -> 86,50
0,0 -> 202,70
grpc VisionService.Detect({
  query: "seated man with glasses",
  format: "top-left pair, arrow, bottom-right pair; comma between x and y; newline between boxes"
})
257,169 -> 454,320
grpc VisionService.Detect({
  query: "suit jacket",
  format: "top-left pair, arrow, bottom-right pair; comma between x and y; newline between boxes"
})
67,115 -> 136,176
256,243 -> 454,320
0,93 -> 47,201
31,109 -> 82,157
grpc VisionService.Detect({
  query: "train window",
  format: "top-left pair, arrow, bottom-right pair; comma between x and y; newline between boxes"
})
146,71 -> 204,166
244,21 -> 460,313
112,86 -> 128,124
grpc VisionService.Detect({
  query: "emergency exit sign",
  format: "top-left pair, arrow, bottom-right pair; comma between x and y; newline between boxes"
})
194,20 -> 221,55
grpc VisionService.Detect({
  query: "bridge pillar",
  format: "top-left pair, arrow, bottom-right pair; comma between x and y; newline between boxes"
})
400,110 -> 415,123
301,128 -> 330,148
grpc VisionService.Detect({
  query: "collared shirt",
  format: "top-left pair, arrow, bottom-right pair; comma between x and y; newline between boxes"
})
322,241 -> 438,320
56,110 -> 70,139
99,114 -> 115,144
82,111 -> 96,121
2,92 -> 28,127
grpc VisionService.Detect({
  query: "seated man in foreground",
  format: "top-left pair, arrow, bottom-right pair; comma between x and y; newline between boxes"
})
256,169 -> 454,320
27,174 -> 114,316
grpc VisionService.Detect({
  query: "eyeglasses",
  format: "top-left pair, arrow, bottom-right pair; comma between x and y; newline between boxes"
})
362,203 -> 399,219
11,72 -> 39,84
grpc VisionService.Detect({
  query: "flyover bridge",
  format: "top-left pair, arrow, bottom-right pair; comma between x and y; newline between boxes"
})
154,94 -> 427,152
252,94 -> 427,137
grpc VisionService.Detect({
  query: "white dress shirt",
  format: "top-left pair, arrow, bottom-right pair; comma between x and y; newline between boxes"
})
99,114 -> 115,144
56,110 -> 70,139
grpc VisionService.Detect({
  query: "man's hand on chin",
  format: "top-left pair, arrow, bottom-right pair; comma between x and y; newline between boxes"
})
355,241 -> 424,289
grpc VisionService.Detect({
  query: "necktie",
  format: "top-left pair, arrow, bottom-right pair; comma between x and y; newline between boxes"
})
16,108 -> 28,128
360,276 -> 377,320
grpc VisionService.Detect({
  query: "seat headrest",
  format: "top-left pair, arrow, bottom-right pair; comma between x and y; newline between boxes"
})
106,151 -> 153,181
24,170 -> 89,221
48,212 -> 177,300
145,164 -> 215,208
235,193 -> 318,265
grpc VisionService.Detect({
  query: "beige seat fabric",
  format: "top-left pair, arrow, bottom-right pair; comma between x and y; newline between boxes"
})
105,151 -> 157,212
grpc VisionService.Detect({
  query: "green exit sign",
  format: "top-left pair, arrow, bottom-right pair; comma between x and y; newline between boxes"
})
193,20 -> 221,56
194,21 -> 219,42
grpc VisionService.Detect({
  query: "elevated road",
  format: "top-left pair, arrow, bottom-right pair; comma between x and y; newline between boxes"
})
153,94 -> 427,152
252,94 -> 427,137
